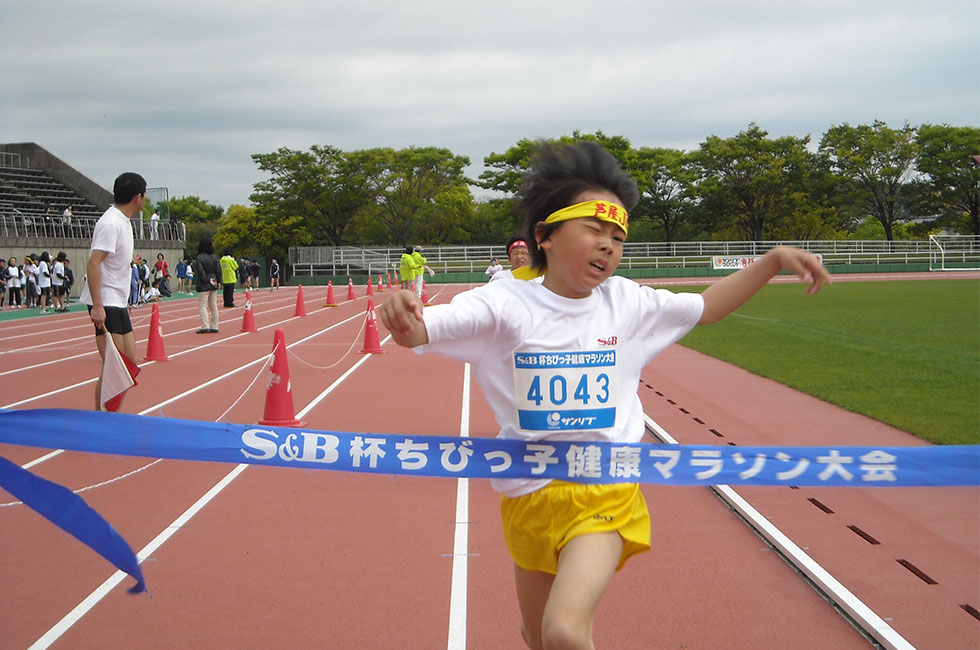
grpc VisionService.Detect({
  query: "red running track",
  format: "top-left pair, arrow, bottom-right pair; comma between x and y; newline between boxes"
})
1,279 -> 976,648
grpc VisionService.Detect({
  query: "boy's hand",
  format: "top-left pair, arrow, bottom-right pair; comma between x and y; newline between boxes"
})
378,290 -> 426,342
774,247 -> 832,294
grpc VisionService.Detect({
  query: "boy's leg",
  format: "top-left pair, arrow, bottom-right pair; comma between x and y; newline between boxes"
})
542,531 -> 623,649
514,565 -> 555,650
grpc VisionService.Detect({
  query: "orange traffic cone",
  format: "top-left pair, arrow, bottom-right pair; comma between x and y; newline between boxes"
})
258,327 -> 305,427
377,275 -> 384,292
366,276 -> 374,296
324,281 -> 338,307
386,273 -> 392,289
359,298 -> 387,354
421,280 -> 431,306
394,271 -> 399,286
241,290 -> 257,333
143,302 -> 169,361
295,285 -> 307,317
346,278 -> 355,301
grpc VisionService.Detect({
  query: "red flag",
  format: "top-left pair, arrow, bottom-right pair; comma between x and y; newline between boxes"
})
100,334 -> 141,412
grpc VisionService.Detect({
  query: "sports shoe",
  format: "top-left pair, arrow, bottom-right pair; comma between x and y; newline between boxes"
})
195,328 -> 209,334
208,328 -> 219,333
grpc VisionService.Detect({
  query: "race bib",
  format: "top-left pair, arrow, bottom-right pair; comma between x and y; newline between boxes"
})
513,350 -> 617,431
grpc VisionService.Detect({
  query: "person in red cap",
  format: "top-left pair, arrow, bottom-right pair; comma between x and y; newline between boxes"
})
489,234 -> 534,282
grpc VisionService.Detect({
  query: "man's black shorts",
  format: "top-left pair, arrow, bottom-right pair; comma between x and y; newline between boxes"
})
87,305 -> 133,336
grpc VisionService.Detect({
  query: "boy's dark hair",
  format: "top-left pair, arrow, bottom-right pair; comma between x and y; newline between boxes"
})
113,172 -> 147,204
517,141 -> 638,269
404,246 -> 413,255
197,238 -> 215,255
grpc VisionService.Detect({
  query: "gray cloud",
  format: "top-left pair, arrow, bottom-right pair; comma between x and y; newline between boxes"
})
2,0 -> 977,209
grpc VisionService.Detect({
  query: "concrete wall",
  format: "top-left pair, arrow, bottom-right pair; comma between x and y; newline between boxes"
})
0,243 -> 186,299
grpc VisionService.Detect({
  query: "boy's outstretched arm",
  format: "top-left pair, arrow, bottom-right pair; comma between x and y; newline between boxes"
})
699,247 -> 830,324
378,289 -> 429,347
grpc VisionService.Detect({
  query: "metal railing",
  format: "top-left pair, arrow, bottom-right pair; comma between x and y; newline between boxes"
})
289,238 -> 980,276
0,213 -> 186,243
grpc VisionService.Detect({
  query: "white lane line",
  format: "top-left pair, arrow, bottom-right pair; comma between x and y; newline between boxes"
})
642,414 -> 914,650
28,463 -> 249,650
28,314 -> 382,648
0,314 -> 364,408
447,362 -> 470,650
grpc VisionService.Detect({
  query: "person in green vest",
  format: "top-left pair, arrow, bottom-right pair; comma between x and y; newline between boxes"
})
411,245 -> 432,298
219,249 -> 238,308
399,246 -> 416,290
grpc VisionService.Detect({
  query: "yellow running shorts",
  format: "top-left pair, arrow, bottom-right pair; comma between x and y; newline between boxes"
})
500,481 -> 651,575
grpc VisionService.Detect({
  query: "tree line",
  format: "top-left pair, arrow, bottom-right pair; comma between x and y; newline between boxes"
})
164,121 -> 979,265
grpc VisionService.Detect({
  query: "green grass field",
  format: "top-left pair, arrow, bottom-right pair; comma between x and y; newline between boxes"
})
676,279 -> 980,446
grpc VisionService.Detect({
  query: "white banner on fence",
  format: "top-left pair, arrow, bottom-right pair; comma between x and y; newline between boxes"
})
712,254 -> 822,270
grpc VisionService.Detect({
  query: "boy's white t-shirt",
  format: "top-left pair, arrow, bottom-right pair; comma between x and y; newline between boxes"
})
37,261 -> 51,288
419,275 -> 704,497
51,261 -> 65,287
80,205 -> 135,308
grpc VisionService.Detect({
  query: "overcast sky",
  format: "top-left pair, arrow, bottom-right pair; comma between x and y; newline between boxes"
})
2,0 -> 977,210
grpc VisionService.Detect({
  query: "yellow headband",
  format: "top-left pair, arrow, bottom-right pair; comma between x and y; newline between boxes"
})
544,199 -> 629,235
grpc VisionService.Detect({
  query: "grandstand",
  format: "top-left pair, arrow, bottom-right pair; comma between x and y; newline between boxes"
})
0,143 -> 185,297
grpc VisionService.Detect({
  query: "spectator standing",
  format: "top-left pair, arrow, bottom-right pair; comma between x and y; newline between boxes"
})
51,251 -> 68,312
150,210 -> 160,240
237,257 -> 250,291
23,255 -> 39,308
411,246 -> 432,298
129,257 -> 141,308
37,251 -> 53,314
62,205 -> 73,234
399,246 -> 415,290
153,253 -> 169,286
63,258 -> 75,303
249,259 -> 260,290
175,258 -> 188,294
194,238 -> 221,333
269,259 -> 280,292
79,172 -> 146,410
6,257 -> 21,308
0,258 -> 6,310
219,250 -> 238,307
138,256 -> 150,291
485,258 -> 503,280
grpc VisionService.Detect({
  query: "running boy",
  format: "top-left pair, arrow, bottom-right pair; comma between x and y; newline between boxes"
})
379,141 -> 829,650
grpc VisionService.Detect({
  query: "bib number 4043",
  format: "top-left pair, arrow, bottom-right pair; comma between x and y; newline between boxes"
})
525,372 -> 610,407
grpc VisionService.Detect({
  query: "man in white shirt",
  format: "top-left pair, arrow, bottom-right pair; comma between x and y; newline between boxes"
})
150,210 -> 160,240
80,172 -> 147,409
